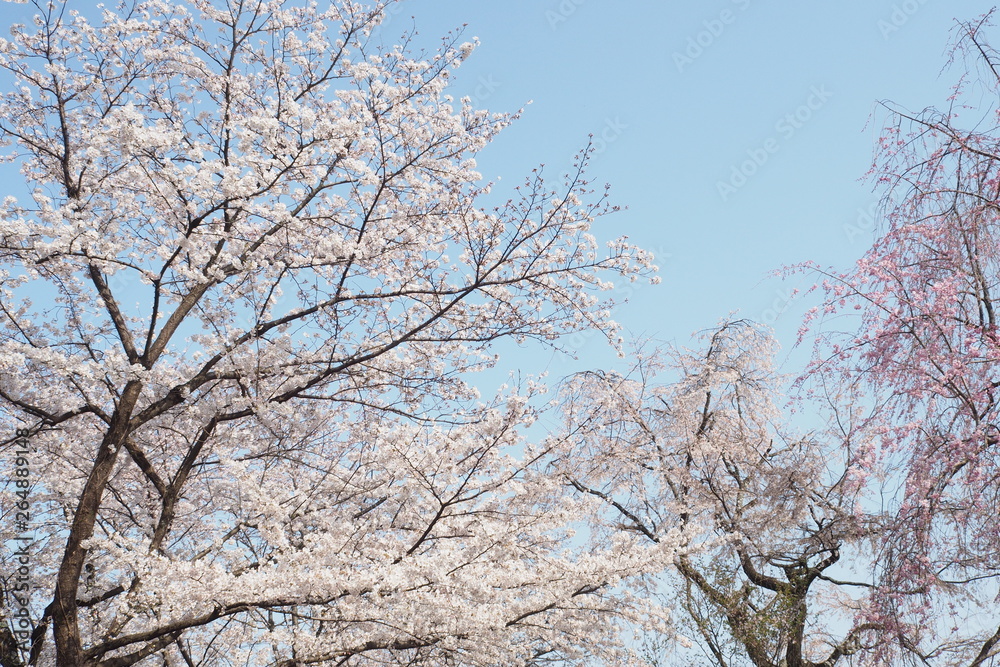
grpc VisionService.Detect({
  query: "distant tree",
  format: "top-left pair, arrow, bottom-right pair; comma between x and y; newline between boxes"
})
557,321 -> 878,667
0,0 -> 665,664
799,11 -> 1000,665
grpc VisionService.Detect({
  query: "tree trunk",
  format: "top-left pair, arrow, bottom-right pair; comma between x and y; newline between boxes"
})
51,382 -> 142,666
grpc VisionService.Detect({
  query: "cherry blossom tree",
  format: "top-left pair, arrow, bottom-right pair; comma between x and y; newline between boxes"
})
0,0 -> 667,664
556,321 -> 877,667
798,11 -> 1000,664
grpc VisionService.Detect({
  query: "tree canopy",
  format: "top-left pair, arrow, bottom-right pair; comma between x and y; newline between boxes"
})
0,0 -> 665,664
3,1 -> 1000,666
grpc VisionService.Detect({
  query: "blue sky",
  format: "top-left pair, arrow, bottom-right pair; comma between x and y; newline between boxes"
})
391,0 -> 997,377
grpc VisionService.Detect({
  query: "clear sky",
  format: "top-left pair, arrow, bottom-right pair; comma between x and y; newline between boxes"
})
385,0 -> 997,378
